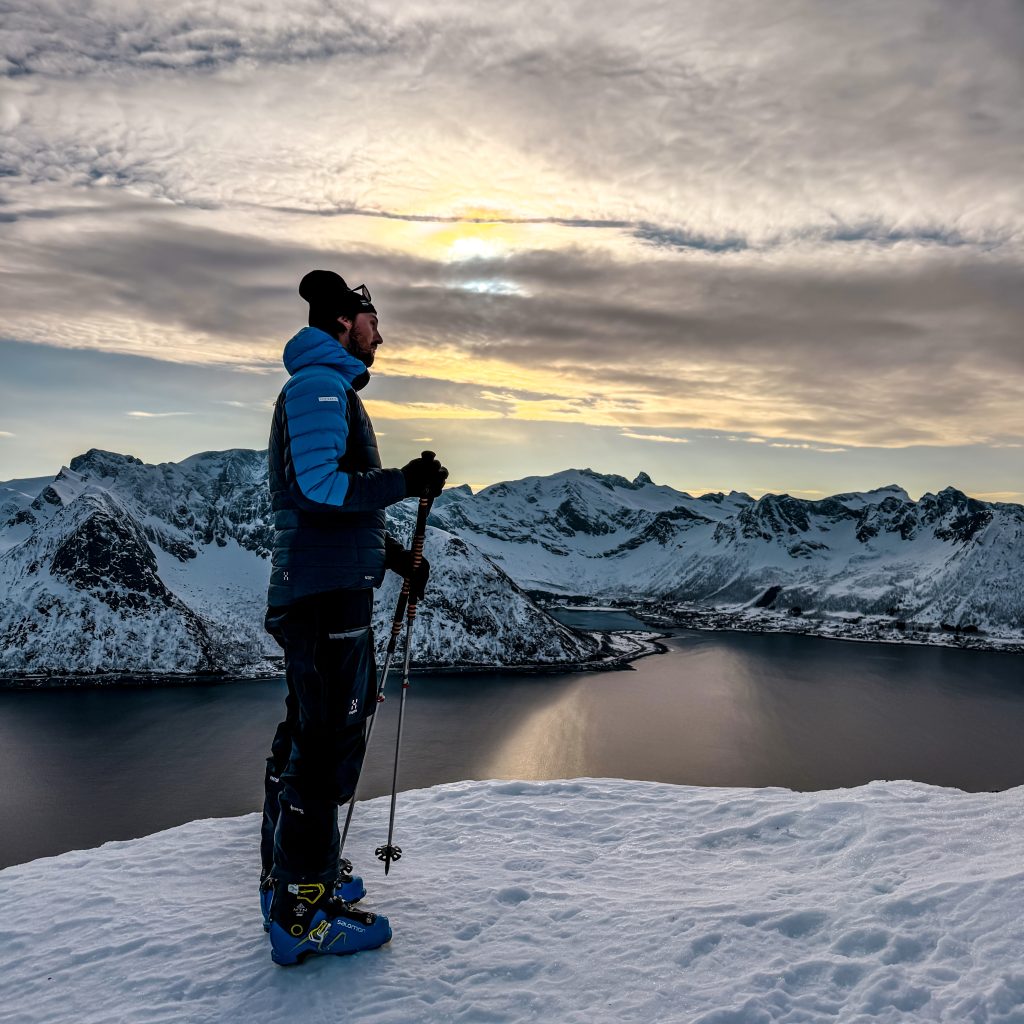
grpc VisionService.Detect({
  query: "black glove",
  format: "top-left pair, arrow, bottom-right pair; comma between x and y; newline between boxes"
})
384,534 -> 430,600
401,450 -> 449,498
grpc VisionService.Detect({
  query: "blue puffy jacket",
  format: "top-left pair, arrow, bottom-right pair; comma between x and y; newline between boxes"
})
267,326 -> 406,607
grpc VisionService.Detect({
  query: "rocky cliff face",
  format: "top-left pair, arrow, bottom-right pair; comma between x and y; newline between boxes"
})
0,486 -> 223,675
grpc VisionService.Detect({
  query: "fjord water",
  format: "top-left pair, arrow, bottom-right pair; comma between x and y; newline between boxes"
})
1,611 -> 1022,868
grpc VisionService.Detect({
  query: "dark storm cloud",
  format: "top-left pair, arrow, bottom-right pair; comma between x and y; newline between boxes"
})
634,226 -> 749,254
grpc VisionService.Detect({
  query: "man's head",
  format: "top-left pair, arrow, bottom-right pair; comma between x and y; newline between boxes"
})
298,269 -> 383,367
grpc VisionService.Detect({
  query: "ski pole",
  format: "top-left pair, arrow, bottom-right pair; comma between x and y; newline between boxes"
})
337,579 -> 410,863
338,478 -> 431,861
375,485 -> 433,875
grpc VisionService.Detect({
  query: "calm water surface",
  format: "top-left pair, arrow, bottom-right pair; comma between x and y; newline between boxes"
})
1,612 -> 1022,867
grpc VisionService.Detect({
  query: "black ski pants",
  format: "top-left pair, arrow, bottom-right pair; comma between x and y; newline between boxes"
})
261,588 -> 378,884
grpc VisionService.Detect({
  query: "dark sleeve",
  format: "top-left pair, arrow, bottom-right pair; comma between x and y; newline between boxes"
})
385,533 -> 405,562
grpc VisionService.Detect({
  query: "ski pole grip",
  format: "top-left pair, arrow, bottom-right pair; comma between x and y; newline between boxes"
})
389,587 -> 410,642
409,494 -> 432,571
406,492 -> 434,617
418,451 -> 437,501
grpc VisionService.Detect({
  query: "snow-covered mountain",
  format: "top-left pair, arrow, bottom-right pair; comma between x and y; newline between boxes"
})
2,450 -> 1021,677
0,450 -> 600,678
428,469 -> 1024,642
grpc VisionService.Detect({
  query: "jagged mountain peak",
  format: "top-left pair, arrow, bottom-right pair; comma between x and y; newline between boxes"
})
930,485 -> 973,502
578,468 -> 642,491
871,484 -> 911,500
736,492 -> 814,540
917,486 -> 982,516
496,468 -> 658,496
795,485 -> 913,509
30,467 -> 93,514
178,448 -> 267,485
698,490 -> 755,506
68,449 -> 145,478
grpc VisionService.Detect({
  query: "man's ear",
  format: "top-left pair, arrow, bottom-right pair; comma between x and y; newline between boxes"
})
337,315 -> 353,334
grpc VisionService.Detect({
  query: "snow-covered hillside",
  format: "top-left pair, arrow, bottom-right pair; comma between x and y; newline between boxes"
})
3,778 -> 1023,1023
373,531 -> 598,666
0,451 -> 603,678
428,470 -> 1024,643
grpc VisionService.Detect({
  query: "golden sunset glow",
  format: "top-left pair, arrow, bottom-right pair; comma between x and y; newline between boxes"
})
361,400 -> 505,421
1,0 -> 1020,499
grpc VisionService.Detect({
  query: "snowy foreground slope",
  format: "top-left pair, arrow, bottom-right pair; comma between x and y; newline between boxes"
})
3,779 -> 1023,1024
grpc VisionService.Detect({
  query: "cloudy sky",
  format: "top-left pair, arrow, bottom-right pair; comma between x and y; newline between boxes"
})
1,0 -> 1022,500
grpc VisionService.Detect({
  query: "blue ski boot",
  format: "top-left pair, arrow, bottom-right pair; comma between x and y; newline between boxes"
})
261,862 -> 365,931
268,880 -> 391,966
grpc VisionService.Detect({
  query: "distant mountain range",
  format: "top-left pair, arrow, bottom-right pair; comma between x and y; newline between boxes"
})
427,468 -> 1023,654
1,449 -> 1021,677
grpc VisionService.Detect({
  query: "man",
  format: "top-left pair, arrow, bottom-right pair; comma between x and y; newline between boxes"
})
261,269 -> 448,966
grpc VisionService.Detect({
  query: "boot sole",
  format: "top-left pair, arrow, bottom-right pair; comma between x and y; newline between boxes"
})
271,929 -> 392,966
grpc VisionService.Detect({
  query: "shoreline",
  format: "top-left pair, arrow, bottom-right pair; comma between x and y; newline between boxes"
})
4,604 -> 1022,687
638,605 -> 1024,657
0,629 -> 668,689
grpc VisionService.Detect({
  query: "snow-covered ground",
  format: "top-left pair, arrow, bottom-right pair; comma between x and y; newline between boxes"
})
3,778 -> 1023,1023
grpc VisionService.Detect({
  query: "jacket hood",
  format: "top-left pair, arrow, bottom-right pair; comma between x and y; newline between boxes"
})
282,326 -> 370,388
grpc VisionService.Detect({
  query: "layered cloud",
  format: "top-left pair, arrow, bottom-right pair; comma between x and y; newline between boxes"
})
3,201 -> 1021,449
1,0 -> 1022,487
4,0 -> 1022,239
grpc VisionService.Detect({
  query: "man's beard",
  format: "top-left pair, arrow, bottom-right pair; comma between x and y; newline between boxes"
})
348,323 -> 375,367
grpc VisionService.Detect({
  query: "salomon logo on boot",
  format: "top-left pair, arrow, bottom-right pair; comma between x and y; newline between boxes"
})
268,878 -> 390,965
261,869 -> 366,931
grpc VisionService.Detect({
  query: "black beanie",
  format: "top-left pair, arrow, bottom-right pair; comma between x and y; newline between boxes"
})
299,269 -> 376,335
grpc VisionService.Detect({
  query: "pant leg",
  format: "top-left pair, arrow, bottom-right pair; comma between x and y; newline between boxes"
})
259,694 -> 296,877
271,589 -> 378,884
260,609 -> 299,877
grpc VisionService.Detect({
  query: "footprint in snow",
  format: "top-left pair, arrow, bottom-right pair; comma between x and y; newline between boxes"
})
495,886 -> 531,906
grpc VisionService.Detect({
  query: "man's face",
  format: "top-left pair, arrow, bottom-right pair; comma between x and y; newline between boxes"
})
341,312 -> 383,367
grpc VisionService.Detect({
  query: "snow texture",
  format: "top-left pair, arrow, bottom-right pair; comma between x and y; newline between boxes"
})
2,778 -> 1023,1023
372,530 -> 598,666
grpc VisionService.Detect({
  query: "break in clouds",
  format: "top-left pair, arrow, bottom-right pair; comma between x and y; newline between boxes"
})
1,0 -> 1023,456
